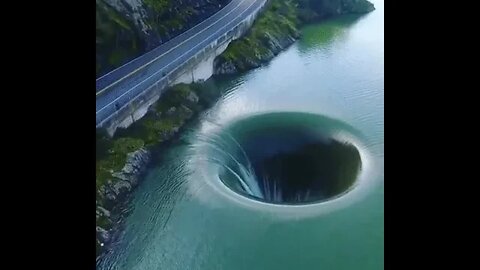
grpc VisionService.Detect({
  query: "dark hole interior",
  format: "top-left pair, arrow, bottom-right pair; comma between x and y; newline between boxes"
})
217,115 -> 362,204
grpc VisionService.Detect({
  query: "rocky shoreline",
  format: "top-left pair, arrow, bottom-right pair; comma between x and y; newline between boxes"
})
214,0 -> 374,75
99,148 -> 151,211
96,148 -> 150,247
96,84 -> 204,256
214,30 -> 300,75
96,0 -> 375,258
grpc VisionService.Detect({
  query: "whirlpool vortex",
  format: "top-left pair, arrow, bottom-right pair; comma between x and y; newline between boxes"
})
192,112 -> 371,206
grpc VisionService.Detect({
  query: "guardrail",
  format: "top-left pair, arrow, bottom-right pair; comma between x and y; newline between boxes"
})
96,0 -> 267,128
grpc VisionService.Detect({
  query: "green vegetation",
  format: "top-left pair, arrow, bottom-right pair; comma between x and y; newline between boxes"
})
96,0 -> 141,77
97,213 -> 112,229
96,84 -> 201,197
216,0 -> 374,72
144,0 -> 170,13
108,49 -> 130,67
297,0 -> 375,18
115,84 -> 201,145
97,0 -> 228,77
96,0 -> 375,203
96,0 -> 374,254
96,136 -> 144,189
217,0 -> 300,70
95,82 -> 202,250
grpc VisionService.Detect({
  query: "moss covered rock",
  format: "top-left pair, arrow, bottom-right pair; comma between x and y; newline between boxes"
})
96,0 -> 232,77
214,0 -> 374,75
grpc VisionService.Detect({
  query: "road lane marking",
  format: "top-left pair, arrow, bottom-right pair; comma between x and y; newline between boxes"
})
96,0 -> 263,116
96,0 -> 249,96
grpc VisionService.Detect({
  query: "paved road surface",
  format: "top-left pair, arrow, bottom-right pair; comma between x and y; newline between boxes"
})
96,0 -> 264,126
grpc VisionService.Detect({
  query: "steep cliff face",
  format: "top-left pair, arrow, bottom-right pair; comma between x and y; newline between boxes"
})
214,0 -> 374,75
96,0 -> 231,77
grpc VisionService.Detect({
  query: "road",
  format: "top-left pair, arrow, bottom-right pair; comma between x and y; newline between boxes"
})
96,0 -> 265,126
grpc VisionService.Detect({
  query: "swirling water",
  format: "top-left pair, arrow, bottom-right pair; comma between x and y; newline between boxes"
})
98,0 -> 384,269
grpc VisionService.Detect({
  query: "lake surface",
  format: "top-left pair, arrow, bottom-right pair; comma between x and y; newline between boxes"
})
97,0 -> 384,269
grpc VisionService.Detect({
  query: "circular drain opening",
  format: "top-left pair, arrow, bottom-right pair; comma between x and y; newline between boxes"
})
213,113 -> 362,205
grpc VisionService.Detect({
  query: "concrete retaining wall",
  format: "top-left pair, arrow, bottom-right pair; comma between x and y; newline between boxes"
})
100,0 -> 268,136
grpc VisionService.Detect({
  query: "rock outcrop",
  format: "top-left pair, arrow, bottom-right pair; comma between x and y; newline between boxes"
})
96,84 -> 201,256
214,0 -> 374,75
95,0 -> 375,257
96,0 -> 232,77
96,147 -> 150,250
215,29 -> 301,75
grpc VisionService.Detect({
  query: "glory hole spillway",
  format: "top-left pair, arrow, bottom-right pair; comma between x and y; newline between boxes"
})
97,0 -> 383,269
204,112 -> 363,205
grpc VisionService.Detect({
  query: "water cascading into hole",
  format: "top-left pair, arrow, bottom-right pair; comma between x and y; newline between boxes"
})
194,131 -> 263,198
201,112 -> 363,205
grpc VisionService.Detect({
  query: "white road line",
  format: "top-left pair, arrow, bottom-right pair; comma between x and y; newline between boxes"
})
96,0 -> 238,82
96,0 -> 262,116
96,0 -> 249,96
